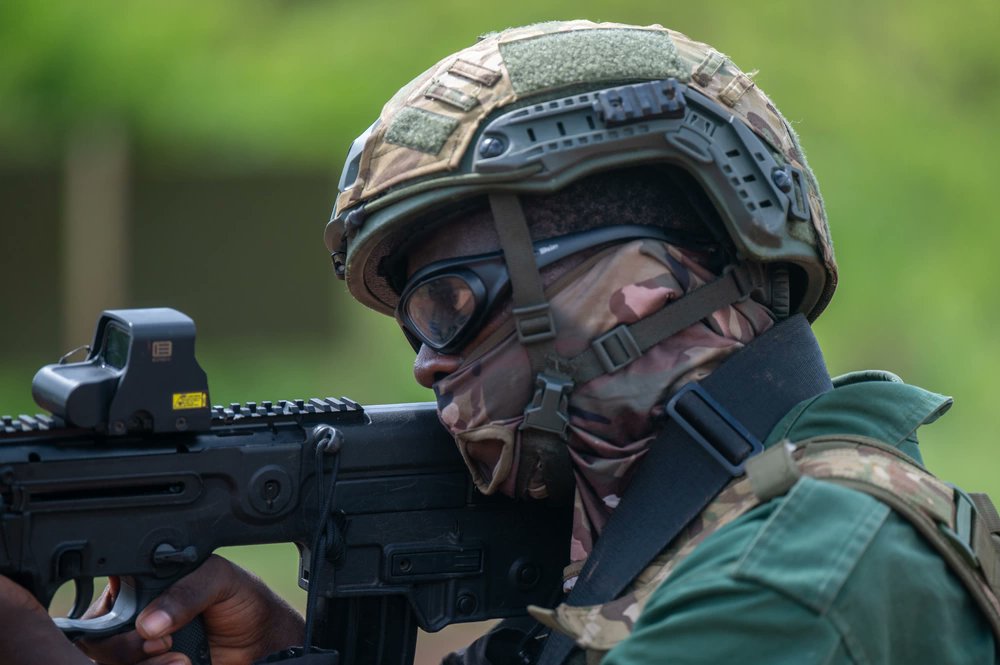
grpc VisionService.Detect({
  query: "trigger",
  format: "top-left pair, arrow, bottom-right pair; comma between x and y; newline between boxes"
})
70,577 -> 95,619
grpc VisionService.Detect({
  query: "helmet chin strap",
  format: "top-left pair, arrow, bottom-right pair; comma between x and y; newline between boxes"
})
488,193 -> 575,503
485,192 -> 766,503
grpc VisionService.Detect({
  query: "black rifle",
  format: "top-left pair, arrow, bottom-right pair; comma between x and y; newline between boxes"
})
0,309 -> 570,665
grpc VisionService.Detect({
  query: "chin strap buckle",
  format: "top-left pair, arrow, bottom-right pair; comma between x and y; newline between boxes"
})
521,372 -> 573,439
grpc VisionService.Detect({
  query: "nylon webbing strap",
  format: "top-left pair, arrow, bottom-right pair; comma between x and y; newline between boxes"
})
488,193 -> 575,494
569,264 -> 760,383
538,315 -> 833,665
971,493 -> 1000,594
488,193 -> 556,350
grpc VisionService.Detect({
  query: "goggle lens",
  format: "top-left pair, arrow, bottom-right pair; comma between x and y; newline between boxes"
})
396,225 -> 699,354
403,275 -> 477,349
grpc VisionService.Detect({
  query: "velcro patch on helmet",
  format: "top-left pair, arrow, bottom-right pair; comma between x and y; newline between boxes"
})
499,28 -> 690,96
384,106 -> 460,155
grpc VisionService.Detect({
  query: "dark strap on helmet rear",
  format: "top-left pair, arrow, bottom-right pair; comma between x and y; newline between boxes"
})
538,314 -> 832,665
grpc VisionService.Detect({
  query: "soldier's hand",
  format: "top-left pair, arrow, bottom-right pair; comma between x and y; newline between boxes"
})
79,555 -> 304,665
0,575 -> 92,665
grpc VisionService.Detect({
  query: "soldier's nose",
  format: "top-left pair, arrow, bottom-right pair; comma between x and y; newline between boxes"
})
413,346 -> 463,388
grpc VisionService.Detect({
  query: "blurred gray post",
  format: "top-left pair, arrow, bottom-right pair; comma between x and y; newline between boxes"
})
62,126 -> 130,351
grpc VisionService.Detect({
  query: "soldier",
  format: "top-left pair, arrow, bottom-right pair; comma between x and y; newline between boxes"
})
2,19 -> 999,665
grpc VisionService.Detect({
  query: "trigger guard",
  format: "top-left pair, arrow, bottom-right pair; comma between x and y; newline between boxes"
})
54,580 -> 139,642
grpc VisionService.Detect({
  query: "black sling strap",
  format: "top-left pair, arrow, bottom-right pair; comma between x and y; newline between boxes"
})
538,314 -> 833,665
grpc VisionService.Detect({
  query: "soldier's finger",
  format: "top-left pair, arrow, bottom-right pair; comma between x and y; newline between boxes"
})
136,653 -> 192,665
82,576 -> 122,619
77,629 -> 148,665
135,555 -> 235,640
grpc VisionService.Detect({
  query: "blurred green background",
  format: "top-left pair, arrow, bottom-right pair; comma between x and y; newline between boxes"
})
1,0 -> 998,661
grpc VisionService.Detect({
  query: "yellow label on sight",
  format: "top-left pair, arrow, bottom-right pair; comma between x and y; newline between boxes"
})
173,392 -> 208,410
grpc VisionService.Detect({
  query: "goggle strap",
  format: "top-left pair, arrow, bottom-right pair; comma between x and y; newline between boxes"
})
488,193 -> 557,349
570,263 -> 765,383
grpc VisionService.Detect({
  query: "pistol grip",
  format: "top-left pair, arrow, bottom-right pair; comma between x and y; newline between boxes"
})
172,614 -> 212,665
53,575 -> 213,664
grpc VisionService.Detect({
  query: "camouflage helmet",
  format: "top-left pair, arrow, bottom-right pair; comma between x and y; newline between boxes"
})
326,20 -> 837,321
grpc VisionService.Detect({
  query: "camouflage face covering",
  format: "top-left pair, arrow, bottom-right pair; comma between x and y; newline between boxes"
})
432,240 -> 774,582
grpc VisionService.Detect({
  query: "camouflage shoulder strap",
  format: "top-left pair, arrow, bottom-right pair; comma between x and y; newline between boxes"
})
530,436 -> 1000,657
749,435 -> 1000,638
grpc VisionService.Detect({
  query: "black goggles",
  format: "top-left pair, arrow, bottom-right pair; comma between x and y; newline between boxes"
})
395,225 -> 706,354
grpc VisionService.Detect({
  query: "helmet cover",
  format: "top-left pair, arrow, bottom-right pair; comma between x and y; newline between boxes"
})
327,20 -> 837,320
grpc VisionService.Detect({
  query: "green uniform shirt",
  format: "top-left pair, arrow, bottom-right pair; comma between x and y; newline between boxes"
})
603,371 -> 996,664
